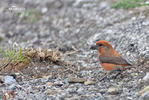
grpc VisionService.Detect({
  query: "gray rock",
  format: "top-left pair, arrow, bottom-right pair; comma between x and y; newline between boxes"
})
4,76 -> 17,85
143,72 -> 149,82
139,91 -> 149,100
8,83 -> 16,90
107,86 -> 122,95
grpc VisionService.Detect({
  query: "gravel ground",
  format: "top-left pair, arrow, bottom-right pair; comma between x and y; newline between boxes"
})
0,0 -> 149,100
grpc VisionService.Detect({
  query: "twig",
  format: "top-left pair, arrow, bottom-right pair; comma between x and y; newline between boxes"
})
0,59 -> 12,71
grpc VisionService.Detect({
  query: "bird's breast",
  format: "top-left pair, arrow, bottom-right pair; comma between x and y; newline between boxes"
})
100,63 -> 116,71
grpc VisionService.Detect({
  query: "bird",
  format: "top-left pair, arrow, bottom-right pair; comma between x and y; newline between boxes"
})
90,40 -> 132,80
91,40 -> 131,71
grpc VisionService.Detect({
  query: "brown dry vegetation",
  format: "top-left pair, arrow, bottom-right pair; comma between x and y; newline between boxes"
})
0,48 -> 77,78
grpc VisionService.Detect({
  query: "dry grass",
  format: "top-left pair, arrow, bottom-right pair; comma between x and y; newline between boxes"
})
0,48 -> 77,78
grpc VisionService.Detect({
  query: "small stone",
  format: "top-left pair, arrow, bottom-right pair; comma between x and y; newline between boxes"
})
65,22 -> 71,28
45,82 -> 53,87
4,76 -> 17,85
0,76 -> 4,83
143,72 -> 149,81
41,7 -> 48,13
16,25 -> 25,30
8,84 -> 16,90
139,91 -> 149,100
100,2 -> 108,9
138,86 -> 149,96
131,73 -> 136,76
127,97 -> 133,100
107,87 -> 121,95
68,77 -> 87,83
84,80 -> 95,85
100,89 -> 106,94
77,87 -> 85,95
45,90 -> 58,95
53,81 -> 63,87
42,75 -> 51,80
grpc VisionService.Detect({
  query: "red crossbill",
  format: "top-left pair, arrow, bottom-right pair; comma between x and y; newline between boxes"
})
91,40 -> 131,71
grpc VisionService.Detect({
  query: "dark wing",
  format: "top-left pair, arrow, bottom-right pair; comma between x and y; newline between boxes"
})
99,56 -> 132,66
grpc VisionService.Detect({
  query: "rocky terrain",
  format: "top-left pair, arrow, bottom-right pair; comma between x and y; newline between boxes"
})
0,0 -> 149,100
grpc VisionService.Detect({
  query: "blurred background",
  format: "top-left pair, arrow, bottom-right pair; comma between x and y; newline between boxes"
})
0,0 -> 149,58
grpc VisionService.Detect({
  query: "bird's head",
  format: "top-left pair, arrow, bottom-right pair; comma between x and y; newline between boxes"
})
90,40 -> 112,50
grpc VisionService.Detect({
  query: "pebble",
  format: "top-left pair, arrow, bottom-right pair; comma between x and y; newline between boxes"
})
68,77 -> 87,83
53,81 -> 63,87
130,73 -> 136,76
8,84 -> 16,90
143,72 -> 149,82
0,76 -> 4,83
138,86 -> 149,96
41,7 -> 48,13
45,82 -> 53,87
84,80 -> 95,85
45,89 -> 59,96
100,2 -> 108,9
107,87 -> 122,95
99,89 -> 106,94
42,75 -> 52,80
77,87 -> 85,95
4,76 -> 17,85
139,91 -> 149,100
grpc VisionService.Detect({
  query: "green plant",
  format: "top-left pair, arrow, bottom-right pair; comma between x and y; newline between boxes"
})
14,47 -> 24,62
112,0 -> 149,9
0,47 -> 24,62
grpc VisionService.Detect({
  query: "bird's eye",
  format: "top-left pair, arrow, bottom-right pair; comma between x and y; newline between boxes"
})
98,44 -> 103,46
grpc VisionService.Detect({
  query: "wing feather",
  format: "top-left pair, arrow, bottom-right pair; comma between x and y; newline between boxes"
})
99,56 -> 131,65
